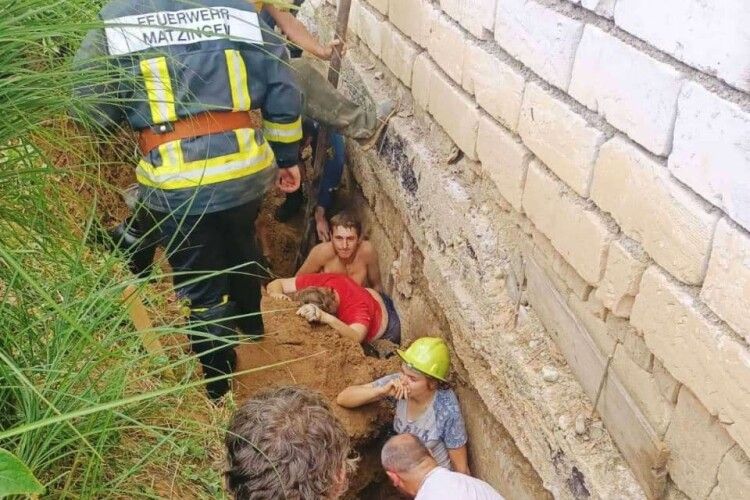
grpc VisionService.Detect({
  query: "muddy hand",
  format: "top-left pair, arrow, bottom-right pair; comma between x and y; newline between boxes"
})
297,304 -> 321,322
277,165 -> 301,193
269,292 -> 291,302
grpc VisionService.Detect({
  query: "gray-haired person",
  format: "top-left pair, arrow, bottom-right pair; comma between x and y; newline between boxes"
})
225,386 -> 356,499
381,433 -> 504,500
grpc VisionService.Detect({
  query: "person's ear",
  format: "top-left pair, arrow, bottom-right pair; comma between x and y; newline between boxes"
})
385,470 -> 401,487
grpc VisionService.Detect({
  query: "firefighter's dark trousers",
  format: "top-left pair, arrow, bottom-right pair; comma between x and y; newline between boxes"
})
147,199 -> 266,399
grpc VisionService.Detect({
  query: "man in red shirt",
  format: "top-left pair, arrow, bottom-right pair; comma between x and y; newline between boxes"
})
266,273 -> 400,344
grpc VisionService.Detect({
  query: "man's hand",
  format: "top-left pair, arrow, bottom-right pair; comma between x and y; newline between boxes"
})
378,378 -> 409,400
297,303 -> 322,322
277,165 -> 301,193
317,39 -> 346,61
314,206 -> 330,242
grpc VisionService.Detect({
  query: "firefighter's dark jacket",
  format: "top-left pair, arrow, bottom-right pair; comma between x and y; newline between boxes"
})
73,0 -> 303,215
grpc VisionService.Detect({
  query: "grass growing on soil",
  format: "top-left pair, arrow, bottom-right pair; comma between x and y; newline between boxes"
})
0,1 -> 253,497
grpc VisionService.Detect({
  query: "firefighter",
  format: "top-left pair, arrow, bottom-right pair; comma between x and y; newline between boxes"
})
73,0 -> 303,400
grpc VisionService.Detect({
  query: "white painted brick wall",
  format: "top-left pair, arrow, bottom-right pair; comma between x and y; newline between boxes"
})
439,0 -> 496,39
631,266 -> 750,457
591,136 -> 719,285
476,115 -> 531,212
410,52 -> 435,110
581,0 -> 616,19
363,0 -> 387,16
614,0 -> 750,93
595,238 -> 648,318
427,69 -> 480,160
494,0 -> 584,90
523,161 -> 614,284
518,83 -> 605,197
428,14 -> 467,84
381,22 -> 420,87
708,447 -> 750,500
569,26 -> 684,156
668,82 -> 750,232
356,1 -> 384,56
701,219 -> 750,344
462,42 -> 525,131
387,0 -> 437,49
611,349 -> 672,436
664,388 -> 736,499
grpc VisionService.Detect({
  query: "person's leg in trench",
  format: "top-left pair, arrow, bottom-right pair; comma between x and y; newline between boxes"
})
156,209 -> 238,400
222,199 -> 267,338
291,57 -> 379,140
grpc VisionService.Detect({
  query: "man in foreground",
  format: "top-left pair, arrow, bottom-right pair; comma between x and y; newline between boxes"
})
381,433 -> 504,500
225,386 -> 354,499
296,211 -> 382,291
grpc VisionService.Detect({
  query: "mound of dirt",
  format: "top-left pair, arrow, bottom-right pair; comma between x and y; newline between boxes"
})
234,295 -> 399,443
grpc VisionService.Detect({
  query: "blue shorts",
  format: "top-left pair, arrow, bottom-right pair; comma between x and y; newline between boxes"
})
379,293 -> 401,344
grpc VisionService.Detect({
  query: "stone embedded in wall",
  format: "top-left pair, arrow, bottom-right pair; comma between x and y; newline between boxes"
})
427,68 -> 480,160
494,0 -> 584,90
380,22 -> 420,87
613,0 -> 750,93
700,219 -> 750,344
518,82 -> 605,197
708,446 -> 750,500
631,266 -> 750,456
462,42 -> 525,131
595,238 -> 648,318
611,349 -> 672,437
355,1 -> 384,56
439,0 -> 496,39
387,0 -> 437,49
523,161 -> 614,284
590,136 -> 719,286
668,82 -> 750,232
664,388 -> 736,499
652,359 -> 680,406
411,52 -> 436,110
569,26 -> 684,156
428,14 -> 467,84
476,115 -> 531,212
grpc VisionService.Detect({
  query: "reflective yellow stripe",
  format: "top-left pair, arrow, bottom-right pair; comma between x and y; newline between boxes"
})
135,128 -> 275,189
262,116 -> 303,143
140,57 -> 177,123
225,49 -> 252,111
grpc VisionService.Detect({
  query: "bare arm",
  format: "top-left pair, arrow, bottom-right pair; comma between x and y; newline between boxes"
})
266,277 -> 297,299
320,312 -> 367,343
448,446 -> 470,475
365,246 -> 383,292
336,377 -> 407,408
265,6 -> 339,60
296,244 -> 326,276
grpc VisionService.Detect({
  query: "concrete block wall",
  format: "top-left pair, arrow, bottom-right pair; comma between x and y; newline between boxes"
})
317,0 -> 750,498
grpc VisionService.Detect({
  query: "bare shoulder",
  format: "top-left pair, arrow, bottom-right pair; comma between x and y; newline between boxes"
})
359,240 -> 378,260
311,241 -> 336,258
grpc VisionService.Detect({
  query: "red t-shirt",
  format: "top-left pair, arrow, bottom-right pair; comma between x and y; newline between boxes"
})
295,273 -> 383,342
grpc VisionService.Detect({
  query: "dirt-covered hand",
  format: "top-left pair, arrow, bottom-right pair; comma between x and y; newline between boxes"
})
297,303 -> 322,322
319,39 -> 346,61
269,292 -> 291,302
277,165 -> 301,193
316,216 -> 330,242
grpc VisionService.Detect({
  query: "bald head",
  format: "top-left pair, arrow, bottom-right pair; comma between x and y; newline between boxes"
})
381,434 -> 436,473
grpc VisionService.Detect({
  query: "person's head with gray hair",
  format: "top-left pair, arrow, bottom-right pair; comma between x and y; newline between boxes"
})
225,386 -> 356,500
381,433 -> 438,496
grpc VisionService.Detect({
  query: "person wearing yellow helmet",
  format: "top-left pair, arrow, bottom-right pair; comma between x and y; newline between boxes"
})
336,337 -> 470,474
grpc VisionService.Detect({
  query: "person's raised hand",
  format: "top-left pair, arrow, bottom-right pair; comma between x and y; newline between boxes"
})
380,378 -> 409,400
277,165 -> 301,193
315,213 -> 330,242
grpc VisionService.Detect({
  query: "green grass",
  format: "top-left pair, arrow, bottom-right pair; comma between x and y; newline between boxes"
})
0,1 -> 254,497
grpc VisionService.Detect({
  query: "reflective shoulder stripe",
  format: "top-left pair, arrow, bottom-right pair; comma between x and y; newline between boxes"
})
262,116 -> 303,143
225,49 -> 252,111
135,129 -> 275,190
140,56 -> 177,124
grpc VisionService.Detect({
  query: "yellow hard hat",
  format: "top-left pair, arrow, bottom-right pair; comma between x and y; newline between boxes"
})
397,337 -> 451,382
